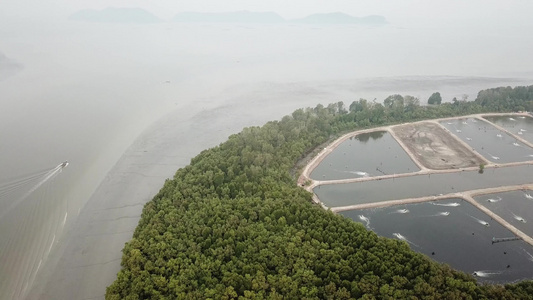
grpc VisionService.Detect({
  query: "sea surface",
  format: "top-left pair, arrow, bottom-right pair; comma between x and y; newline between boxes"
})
0,19 -> 532,299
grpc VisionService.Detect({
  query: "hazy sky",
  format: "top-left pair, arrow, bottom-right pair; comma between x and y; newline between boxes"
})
2,0 -> 533,26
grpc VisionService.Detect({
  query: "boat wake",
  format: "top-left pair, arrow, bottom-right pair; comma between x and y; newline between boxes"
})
0,162 -> 67,221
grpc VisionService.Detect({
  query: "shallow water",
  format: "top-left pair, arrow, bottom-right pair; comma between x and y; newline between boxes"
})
439,118 -> 533,163
314,165 -> 533,208
341,199 -> 533,283
310,131 -> 419,180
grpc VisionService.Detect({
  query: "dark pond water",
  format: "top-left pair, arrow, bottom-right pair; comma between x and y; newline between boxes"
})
314,165 -> 533,208
484,115 -> 533,145
439,118 -> 533,163
340,199 -> 533,283
475,190 -> 533,238
310,131 -> 419,180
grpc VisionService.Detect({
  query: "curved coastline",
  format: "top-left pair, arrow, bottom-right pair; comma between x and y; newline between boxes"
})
26,107 -> 201,299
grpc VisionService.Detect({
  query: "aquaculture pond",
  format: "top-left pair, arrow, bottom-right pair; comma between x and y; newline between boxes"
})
314,165 -> 533,208
309,131 -> 419,181
483,115 -> 533,145
439,118 -> 533,163
341,199 -> 533,283
475,190 -> 533,238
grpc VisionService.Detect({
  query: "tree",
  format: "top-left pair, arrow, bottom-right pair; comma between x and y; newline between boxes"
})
383,94 -> 404,109
427,92 -> 442,105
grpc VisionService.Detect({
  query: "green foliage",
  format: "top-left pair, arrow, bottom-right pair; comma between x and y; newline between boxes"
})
427,92 -> 442,105
475,85 -> 533,112
107,86 -> 533,299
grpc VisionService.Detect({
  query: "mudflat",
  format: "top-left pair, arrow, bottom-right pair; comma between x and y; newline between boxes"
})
392,122 -> 485,169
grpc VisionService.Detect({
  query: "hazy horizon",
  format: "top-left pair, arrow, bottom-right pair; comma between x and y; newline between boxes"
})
1,1 -> 533,299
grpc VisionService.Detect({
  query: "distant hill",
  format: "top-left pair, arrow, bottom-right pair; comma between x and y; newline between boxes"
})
172,11 -> 387,25
173,11 -> 285,23
291,12 -> 387,25
0,52 -> 22,81
69,7 -> 161,23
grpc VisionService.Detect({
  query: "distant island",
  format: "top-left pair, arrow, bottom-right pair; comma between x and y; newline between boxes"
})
291,12 -> 387,25
173,11 -> 285,23
69,7 -> 161,23
69,8 -> 387,25
173,11 -> 388,25
0,52 -> 23,80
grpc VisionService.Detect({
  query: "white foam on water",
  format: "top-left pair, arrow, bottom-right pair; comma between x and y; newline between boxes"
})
509,117 -> 516,121
470,215 -> 490,226
487,152 -> 500,160
512,213 -> 526,223
392,233 -> 419,247
487,197 -> 502,203
432,202 -> 460,207
472,270 -> 501,277
358,215 -> 370,228
349,171 -> 369,177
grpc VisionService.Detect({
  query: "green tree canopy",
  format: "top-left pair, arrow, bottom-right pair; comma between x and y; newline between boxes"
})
107,85 -> 533,299
428,92 -> 442,105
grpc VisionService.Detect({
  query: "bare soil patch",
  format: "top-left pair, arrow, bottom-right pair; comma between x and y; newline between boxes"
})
392,122 -> 484,169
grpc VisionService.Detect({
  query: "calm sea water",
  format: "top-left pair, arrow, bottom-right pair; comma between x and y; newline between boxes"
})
1,19 -> 532,299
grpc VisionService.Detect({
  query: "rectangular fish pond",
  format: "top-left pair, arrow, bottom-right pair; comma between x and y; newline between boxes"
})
340,199 -> 533,283
483,115 -> 533,145
439,118 -> 533,164
475,190 -> 533,238
314,165 -> 533,208
310,131 -> 419,181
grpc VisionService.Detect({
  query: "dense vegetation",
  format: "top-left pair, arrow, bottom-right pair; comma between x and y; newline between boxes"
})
107,85 -> 533,299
